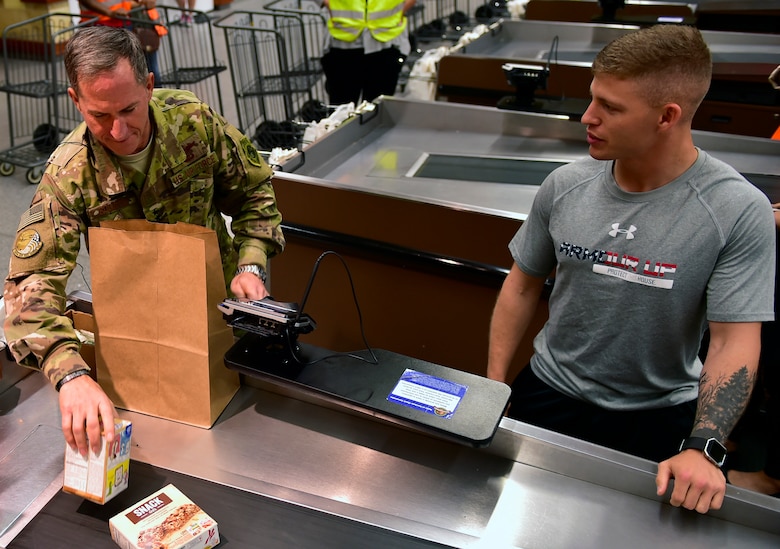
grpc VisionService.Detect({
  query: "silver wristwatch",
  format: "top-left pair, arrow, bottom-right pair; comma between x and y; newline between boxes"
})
235,264 -> 267,284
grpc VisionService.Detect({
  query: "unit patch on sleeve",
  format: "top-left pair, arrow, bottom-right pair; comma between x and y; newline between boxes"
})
13,228 -> 43,259
241,137 -> 263,167
8,200 -> 58,275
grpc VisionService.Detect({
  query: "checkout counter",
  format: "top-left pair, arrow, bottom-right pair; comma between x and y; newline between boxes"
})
522,0 -> 780,33
269,96 -> 780,379
522,0 -> 696,25
2,97 -> 780,547
695,1 -> 780,34
2,348 -> 780,547
435,20 -> 780,138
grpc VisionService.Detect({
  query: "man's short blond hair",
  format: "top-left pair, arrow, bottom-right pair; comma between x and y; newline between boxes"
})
592,25 -> 712,121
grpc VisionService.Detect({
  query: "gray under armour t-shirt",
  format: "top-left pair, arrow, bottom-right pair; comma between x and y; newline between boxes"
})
509,149 -> 776,410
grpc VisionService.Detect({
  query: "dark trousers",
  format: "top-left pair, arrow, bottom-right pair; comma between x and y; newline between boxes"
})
754,319 -> 780,478
763,394 -> 780,478
508,366 -> 697,463
757,259 -> 780,478
321,46 -> 405,105
719,231 -> 780,478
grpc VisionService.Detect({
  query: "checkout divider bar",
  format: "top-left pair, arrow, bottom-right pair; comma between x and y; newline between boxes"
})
279,222 -> 511,286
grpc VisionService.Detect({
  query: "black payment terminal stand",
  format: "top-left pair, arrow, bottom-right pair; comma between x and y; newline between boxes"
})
219,297 -> 511,448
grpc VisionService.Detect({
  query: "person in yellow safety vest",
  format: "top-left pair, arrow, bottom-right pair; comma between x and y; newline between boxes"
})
321,0 -> 416,105
78,0 -> 167,86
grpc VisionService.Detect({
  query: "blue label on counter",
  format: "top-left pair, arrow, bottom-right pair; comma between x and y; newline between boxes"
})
387,369 -> 467,419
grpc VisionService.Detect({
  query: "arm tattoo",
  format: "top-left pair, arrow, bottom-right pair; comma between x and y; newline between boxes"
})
692,365 -> 756,441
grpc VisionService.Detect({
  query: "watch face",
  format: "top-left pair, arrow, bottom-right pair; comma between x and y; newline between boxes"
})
705,439 -> 727,467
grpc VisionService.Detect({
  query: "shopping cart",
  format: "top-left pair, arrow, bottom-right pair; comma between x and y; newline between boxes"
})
213,9 -> 326,150
263,0 -> 329,103
153,6 -> 227,113
113,7 -> 227,113
0,13 -> 94,184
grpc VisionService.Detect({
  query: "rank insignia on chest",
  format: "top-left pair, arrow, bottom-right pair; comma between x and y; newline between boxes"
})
13,229 -> 43,259
181,137 -> 208,163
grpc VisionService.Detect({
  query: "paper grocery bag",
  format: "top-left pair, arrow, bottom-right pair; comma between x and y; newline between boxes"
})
89,220 -> 239,428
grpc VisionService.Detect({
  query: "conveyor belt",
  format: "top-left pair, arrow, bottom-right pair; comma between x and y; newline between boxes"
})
6,461 -> 448,549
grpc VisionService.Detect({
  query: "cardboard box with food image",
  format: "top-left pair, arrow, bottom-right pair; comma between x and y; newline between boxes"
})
110,484 -> 220,549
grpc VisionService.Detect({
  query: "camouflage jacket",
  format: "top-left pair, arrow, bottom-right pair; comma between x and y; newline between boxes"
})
3,88 -> 285,387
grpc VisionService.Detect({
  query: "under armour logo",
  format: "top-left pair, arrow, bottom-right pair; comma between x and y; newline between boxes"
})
609,223 -> 636,239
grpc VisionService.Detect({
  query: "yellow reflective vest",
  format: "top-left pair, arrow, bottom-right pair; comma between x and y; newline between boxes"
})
327,0 -> 407,43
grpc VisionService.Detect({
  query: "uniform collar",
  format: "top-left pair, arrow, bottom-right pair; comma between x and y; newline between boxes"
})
84,127 -> 130,197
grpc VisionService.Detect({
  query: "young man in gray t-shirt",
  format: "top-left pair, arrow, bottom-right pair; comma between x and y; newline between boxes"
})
487,25 -> 776,514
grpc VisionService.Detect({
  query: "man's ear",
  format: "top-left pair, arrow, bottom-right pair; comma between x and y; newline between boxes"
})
658,103 -> 683,130
67,87 -> 79,109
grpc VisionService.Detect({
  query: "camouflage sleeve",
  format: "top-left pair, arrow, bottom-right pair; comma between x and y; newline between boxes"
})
209,109 -> 285,270
3,173 -> 90,386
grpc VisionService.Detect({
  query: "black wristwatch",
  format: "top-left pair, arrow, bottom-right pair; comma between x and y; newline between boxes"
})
679,436 -> 727,468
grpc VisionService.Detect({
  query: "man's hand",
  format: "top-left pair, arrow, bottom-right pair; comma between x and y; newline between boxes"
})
656,449 -> 726,513
230,271 -> 269,301
59,374 -> 117,457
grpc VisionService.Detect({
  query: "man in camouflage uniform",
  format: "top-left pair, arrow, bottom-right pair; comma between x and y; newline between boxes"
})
3,26 -> 285,457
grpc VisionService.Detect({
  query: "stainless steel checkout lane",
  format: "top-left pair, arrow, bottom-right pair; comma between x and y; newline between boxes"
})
278,97 -> 780,216
2,359 -> 780,548
268,95 -> 780,414
434,19 -> 780,137
449,19 -> 780,66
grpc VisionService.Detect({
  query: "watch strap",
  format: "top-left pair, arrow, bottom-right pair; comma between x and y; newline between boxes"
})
55,369 -> 91,392
679,436 -> 727,468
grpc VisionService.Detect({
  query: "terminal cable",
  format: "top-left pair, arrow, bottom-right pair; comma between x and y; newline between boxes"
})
289,250 -> 379,366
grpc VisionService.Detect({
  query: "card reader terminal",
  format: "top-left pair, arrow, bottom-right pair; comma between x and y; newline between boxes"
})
218,297 -> 316,338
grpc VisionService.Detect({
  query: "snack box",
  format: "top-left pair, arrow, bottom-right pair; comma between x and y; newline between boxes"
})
109,484 -> 220,549
63,418 -> 132,504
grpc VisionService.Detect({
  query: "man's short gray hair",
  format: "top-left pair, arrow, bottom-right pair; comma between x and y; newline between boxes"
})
65,26 -> 149,94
